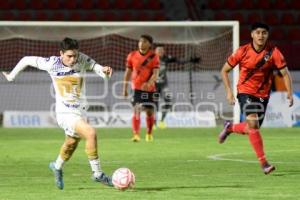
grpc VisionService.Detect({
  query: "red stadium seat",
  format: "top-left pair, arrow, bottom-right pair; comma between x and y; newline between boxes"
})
136,12 -> 151,21
263,12 -> 280,25
240,26 -> 250,41
214,11 -> 227,20
113,0 -> 129,9
290,0 -> 300,9
49,11 -> 66,21
153,12 -> 166,21
247,12 -> 262,24
29,0 -> 44,10
130,0 -> 145,9
231,12 -> 245,24
287,27 -> 300,40
120,11 -> 135,21
259,0 -> 271,9
12,0 -> 27,10
17,11 -> 33,21
223,0 -> 238,9
273,0 -> 289,9
270,27 -> 285,41
85,11 -> 99,21
68,11 -> 82,21
35,11 -> 49,21
95,0 -> 110,9
78,0 -> 94,9
102,11 -> 118,21
47,0 -> 60,9
62,1 -> 77,9
145,0 -> 162,10
281,13 -> 296,25
0,11 -> 15,20
239,0 -> 254,9
0,1 -> 11,9
207,1 -> 223,9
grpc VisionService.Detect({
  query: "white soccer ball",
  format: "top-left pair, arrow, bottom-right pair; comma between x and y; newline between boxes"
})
112,167 -> 135,190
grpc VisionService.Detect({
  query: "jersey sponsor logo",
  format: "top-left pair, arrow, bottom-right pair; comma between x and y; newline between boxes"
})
55,69 -> 77,76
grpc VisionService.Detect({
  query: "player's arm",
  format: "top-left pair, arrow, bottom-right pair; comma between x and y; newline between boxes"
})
93,64 -> 112,79
280,67 -> 294,107
141,68 -> 159,91
122,67 -> 132,97
221,62 -> 235,105
2,56 -> 40,82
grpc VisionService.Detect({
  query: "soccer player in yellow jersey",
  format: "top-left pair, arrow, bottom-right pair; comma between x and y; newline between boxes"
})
2,38 -> 113,189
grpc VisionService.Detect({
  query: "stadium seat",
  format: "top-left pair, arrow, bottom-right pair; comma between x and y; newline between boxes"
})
239,0 -> 254,9
223,0 -> 238,9
35,11 -> 49,21
240,26 -> 250,41
12,0 -> 27,10
259,0 -> 272,9
78,0 -> 94,9
281,13 -> 296,25
95,0 -> 110,9
290,0 -> 300,9
102,11 -> 118,21
113,0 -> 129,9
136,11 -> 151,21
62,1 -> 77,9
120,11 -> 135,21
49,11 -> 66,21
145,0 -> 162,10
287,27 -> 300,40
207,1 -> 223,9
153,12 -> 166,21
130,0 -> 145,9
47,0 -> 60,9
230,12 -> 245,24
263,12 -> 280,25
247,12 -> 262,24
85,11 -> 99,21
214,11 -> 227,20
270,27 -> 285,40
68,11 -> 82,21
0,11 -> 15,20
0,1 -> 11,9
273,0 -> 289,9
17,11 -> 33,21
29,0 -> 44,10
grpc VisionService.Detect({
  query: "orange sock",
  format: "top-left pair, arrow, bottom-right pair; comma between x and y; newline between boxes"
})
132,114 -> 140,134
248,128 -> 267,165
146,115 -> 155,134
231,122 -> 247,134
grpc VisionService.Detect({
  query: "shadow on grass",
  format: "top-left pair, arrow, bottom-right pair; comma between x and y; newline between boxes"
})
133,185 -> 244,192
272,170 -> 300,177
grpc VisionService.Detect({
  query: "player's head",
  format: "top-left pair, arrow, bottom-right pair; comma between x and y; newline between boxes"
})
60,37 -> 79,67
251,22 -> 269,47
138,34 -> 153,54
155,45 -> 165,57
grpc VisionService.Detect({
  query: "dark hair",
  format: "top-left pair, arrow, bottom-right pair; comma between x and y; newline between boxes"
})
140,34 -> 153,44
60,37 -> 79,52
251,22 -> 270,31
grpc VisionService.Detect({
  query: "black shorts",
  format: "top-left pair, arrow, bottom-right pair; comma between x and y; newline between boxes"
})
131,90 -> 158,110
237,93 -> 269,126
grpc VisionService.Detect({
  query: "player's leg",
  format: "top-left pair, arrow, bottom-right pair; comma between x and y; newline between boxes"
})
145,106 -> 155,142
131,90 -> 142,142
159,86 -> 172,129
74,119 -> 113,186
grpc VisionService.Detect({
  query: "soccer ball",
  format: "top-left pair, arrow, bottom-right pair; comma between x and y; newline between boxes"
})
112,167 -> 135,190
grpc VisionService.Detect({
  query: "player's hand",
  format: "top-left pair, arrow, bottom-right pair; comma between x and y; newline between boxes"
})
141,81 -> 154,91
226,91 -> 235,105
102,66 -> 112,78
287,93 -> 294,107
2,72 -> 14,82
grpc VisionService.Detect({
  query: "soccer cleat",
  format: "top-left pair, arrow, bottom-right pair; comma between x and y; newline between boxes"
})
145,134 -> 153,142
92,172 -> 113,187
262,163 -> 275,175
49,162 -> 64,190
158,121 -> 167,129
131,134 -> 141,142
218,121 -> 232,144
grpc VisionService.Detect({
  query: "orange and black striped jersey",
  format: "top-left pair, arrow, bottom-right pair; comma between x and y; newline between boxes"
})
126,50 -> 159,92
227,43 -> 287,98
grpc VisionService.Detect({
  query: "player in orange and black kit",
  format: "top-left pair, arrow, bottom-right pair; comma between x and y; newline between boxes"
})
122,35 -> 160,142
219,22 -> 293,174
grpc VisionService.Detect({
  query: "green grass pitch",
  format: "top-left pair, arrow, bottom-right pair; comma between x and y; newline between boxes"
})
0,127 -> 300,200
